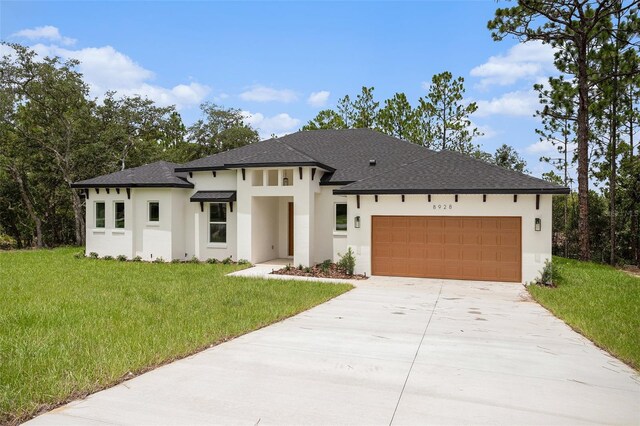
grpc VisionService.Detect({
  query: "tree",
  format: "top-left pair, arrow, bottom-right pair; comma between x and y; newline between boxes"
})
417,71 -> 482,152
302,109 -> 347,130
187,102 -> 259,156
350,86 -> 379,128
377,93 -> 421,142
0,43 -> 95,245
488,0 -> 639,261
96,93 -> 180,171
493,144 -> 528,172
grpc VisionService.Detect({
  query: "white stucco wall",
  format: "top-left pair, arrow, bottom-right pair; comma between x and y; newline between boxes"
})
252,197 -> 280,263
84,166 -> 553,283
184,170 -> 238,261
314,186 -> 348,263
85,187 -> 190,260
344,193 -> 552,284
85,189 -> 134,258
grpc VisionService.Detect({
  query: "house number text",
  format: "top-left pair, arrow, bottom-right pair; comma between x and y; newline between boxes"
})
433,204 -> 453,210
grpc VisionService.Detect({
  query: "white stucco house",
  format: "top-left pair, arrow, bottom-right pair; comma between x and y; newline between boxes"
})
73,129 -> 568,283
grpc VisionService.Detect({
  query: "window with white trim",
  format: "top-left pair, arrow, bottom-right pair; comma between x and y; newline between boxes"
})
335,203 -> 347,231
114,202 -> 125,229
95,202 -> 105,228
148,201 -> 159,222
209,203 -> 227,243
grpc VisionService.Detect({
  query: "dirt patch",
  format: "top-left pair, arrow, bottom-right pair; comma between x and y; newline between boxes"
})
620,265 -> 640,278
271,263 -> 368,280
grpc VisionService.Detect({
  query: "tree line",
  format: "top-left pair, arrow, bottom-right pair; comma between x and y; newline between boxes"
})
0,43 -> 259,249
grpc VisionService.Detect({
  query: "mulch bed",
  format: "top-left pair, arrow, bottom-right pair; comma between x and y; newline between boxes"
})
271,263 -> 368,280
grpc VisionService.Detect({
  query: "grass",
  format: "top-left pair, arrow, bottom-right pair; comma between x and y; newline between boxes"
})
0,247 -> 351,424
528,256 -> 640,370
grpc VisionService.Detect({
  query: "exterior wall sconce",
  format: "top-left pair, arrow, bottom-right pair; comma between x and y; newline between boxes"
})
535,218 -> 541,231
354,216 -> 361,228
282,177 -> 289,186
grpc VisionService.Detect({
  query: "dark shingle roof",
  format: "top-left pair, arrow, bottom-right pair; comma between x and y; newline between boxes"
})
334,150 -> 569,194
175,129 -> 431,184
189,191 -> 237,202
175,137 -> 334,172
71,161 -> 193,188
72,129 -> 569,194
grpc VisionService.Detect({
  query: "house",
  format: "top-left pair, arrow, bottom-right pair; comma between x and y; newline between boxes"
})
72,129 -> 569,283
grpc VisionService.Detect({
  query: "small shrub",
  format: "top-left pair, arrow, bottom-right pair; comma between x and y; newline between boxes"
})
131,255 -> 142,262
89,252 -> 99,259
188,256 -> 201,264
532,259 -> 555,286
337,247 -> 356,275
237,259 -> 251,265
284,264 -> 292,271
73,251 -> 85,259
0,234 -> 17,250
103,255 -> 114,261
222,256 -> 232,265
152,257 -> 165,263
171,258 -> 182,264
206,258 -> 219,264
297,264 -> 303,270
116,255 -> 127,261
304,266 -> 311,274
320,259 -> 331,273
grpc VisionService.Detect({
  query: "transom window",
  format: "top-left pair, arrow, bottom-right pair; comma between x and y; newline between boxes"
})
335,203 -> 347,231
114,202 -> 125,229
95,202 -> 105,228
209,203 -> 227,244
148,201 -> 159,222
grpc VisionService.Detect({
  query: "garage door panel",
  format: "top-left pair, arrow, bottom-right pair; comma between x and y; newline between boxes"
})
407,244 -> 426,259
372,216 -> 521,282
389,244 -> 408,258
444,233 -> 462,244
426,233 -> 444,244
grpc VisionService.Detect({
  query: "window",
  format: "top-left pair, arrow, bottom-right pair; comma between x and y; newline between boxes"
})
148,201 -> 159,222
114,202 -> 125,229
209,203 -> 227,244
335,203 -> 347,231
95,202 -> 105,228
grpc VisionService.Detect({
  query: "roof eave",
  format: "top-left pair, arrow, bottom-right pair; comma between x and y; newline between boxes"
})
332,187 -> 571,195
223,161 -> 336,172
70,183 -> 194,189
174,165 -> 229,172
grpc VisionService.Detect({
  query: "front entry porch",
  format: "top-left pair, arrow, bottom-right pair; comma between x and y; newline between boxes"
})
238,195 -> 316,266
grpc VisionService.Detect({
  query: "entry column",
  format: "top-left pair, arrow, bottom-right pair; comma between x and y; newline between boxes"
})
293,168 -> 314,266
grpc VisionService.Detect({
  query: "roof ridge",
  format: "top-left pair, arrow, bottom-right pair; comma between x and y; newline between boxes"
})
278,138 -> 323,163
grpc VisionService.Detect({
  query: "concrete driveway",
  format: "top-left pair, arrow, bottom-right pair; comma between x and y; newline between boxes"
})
28,277 -> 639,425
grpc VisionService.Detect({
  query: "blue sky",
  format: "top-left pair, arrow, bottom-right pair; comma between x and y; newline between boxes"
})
1,1 -> 563,177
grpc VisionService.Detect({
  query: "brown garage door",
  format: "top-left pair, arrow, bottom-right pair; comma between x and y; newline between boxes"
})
372,216 -> 521,282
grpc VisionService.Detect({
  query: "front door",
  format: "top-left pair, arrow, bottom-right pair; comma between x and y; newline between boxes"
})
288,202 -> 294,256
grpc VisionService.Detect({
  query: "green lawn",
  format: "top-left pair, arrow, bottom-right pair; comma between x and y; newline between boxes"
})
528,257 -> 640,370
0,247 -> 351,424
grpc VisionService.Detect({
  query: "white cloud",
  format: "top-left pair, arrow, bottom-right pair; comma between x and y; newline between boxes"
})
474,123 -> 498,140
239,85 -> 298,103
475,89 -> 540,117
28,43 -> 209,109
526,139 -> 556,154
526,139 -> 576,155
307,90 -> 330,107
242,111 -> 300,138
12,25 -> 76,46
470,41 -> 557,88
